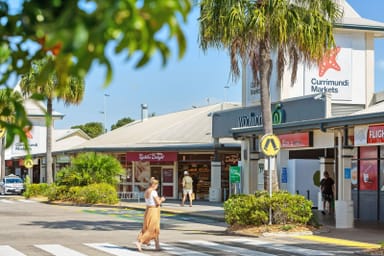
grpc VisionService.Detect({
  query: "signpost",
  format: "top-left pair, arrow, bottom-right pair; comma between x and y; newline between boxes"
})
260,134 -> 281,225
229,166 -> 241,196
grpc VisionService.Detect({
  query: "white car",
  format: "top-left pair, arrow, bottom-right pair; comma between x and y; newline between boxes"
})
0,174 -> 25,195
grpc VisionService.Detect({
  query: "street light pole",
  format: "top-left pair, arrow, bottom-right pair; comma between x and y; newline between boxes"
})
103,93 -> 110,133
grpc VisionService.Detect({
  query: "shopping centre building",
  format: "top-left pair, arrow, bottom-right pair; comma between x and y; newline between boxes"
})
3,1 -> 384,227
212,1 -> 384,227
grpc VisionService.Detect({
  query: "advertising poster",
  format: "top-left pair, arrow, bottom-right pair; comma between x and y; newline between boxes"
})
134,161 -> 150,191
359,147 -> 378,191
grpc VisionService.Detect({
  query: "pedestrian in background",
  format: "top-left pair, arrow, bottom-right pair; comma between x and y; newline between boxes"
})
181,170 -> 193,207
320,171 -> 335,215
135,178 -> 165,252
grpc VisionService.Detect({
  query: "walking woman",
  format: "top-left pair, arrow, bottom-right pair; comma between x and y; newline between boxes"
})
135,178 -> 166,252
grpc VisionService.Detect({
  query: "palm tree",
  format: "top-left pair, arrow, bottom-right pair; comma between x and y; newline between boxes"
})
0,88 -> 31,179
199,0 -> 342,191
20,56 -> 85,184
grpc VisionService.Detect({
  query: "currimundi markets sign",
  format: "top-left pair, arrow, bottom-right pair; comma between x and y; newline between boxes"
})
126,152 -> 177,162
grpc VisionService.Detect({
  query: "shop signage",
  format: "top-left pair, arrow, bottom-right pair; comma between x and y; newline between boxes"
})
354,124 -> 384,145
278,132 -> 313,148
126,152 -> 177,162
229,166 -> 241,183
304,44 -> 352,101
367,125 -> 384,144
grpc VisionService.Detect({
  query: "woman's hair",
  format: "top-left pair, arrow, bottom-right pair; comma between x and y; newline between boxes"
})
324,171 -> 329,177
150,178 -> 159,185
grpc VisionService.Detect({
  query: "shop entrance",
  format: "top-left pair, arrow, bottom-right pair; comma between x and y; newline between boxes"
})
151,166 -> 176,198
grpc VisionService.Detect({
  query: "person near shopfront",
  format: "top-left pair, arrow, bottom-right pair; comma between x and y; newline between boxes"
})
320,171 -> 335,215
181,170 -> 193,207
135,178 -> 166,252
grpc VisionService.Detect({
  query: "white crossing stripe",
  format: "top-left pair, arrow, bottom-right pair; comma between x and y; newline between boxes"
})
160,242 -> 211,255
84,243 -> 148,256
35,244 -> 87,256
18,199 -> 36,203
182,240 -> 276,256
0,199 -> 15,204
229,238 -> 335,256
0,245 -> 26,256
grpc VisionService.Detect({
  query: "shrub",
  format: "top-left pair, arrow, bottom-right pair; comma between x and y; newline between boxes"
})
224,191 -> 313,227
55,152 -> 124,187
24,183 -> 50,198
224,194 -> 269,226
75,183 -> 119,204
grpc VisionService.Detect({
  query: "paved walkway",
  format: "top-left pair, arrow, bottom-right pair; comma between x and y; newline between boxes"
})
119,199 -> 384,249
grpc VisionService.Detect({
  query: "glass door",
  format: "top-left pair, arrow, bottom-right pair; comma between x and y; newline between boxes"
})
162,167 -> 175,198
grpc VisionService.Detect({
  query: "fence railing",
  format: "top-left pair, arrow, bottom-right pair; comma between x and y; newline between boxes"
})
117,191 -> 140,203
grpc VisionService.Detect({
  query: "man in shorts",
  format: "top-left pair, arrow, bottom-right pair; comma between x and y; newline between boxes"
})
181,171 -> 193,207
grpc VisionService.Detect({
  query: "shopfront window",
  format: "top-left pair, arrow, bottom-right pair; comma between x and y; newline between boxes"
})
359,146 -> 378,191
380,146 -> 384,192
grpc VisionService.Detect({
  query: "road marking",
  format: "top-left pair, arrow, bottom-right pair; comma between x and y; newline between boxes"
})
160,242 -> 210,255
230,238 -> 335,256
18,199 -> 36,203
0,199 -> 14,204
0,245 -> 25,256
35,244 -> 87,256
84,243 -> 148,256
295,235 -> 381,249
183,240 -> 276,256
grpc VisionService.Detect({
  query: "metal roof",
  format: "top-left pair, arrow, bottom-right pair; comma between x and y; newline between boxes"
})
61,103 -> 242,153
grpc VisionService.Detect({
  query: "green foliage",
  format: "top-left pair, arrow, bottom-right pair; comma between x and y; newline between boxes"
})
24,183 -> 50,198
111,117 -> 135,130
72,122 -> 104,138
0,0 -> 191,86
224,191 -> 313,227
45,184 -> 118,205
0,88 -> 32,149
55,152 -> 124,187
224,194 -> 269,226
0,0 -> 191,151
270,191 -> 313,225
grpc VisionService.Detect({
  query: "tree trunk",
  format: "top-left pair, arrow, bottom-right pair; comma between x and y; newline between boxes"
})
46,99 -> 53,184
259,40 -> 279,192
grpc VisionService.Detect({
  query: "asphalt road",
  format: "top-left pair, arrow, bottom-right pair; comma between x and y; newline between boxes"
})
0,196 -> 369,256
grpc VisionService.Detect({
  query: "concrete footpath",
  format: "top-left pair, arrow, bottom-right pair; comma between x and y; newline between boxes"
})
118,199 -> 384,250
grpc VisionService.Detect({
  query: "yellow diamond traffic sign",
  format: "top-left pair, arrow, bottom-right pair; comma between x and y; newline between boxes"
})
24,159 -> 34,169
0,127 -> 5,138
260,134 -> 281,157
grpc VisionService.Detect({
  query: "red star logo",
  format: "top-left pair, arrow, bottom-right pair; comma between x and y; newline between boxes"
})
23,127 -> 33,139
318,47 -> 341,77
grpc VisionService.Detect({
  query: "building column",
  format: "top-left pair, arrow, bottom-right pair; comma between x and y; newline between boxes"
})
209,161 -> 222,202
334,130 -> 354,228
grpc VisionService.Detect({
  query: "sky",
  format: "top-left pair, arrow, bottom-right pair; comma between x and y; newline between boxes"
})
53,0 -> 384,130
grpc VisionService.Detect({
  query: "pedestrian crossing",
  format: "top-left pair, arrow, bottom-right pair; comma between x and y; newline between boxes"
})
0,198 -> 36,204
0,238 -> 355,256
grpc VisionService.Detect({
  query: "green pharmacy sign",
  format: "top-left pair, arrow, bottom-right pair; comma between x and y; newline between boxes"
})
230,166 -> 241,183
